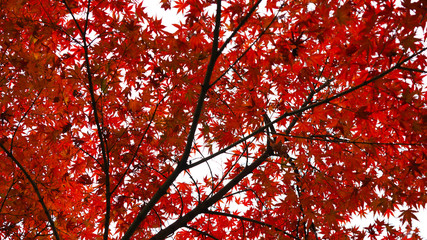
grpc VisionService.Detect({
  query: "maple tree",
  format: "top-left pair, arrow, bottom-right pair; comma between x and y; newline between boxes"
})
0,0 -> 426,239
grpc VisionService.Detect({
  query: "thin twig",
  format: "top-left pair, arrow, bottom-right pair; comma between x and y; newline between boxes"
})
185,225 -> 220,240
273,133 -> 424,146
203,210 -> 297,239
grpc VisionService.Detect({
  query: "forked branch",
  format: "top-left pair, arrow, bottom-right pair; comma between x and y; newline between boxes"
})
121,1 -> 223,239
187,47 -> 427,169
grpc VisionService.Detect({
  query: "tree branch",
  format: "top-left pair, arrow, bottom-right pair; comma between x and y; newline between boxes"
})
188,48 -> 427,169
217,0 -> 263,55
210,1 -> 287,88
62,0 -> 111,238
111,85 -> 174,194
398,66 -> 427,73
120,1 -> 223,239
10,88 -> 44,153
204,210 -> 297,239
148,149 -> 273,240
185,225 -> 220,240
273,133 -> 424,146
0,178 -> 16,213
0,144 -> 60,240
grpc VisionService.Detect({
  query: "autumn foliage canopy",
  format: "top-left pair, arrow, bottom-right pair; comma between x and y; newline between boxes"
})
0,0 -> 426,239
